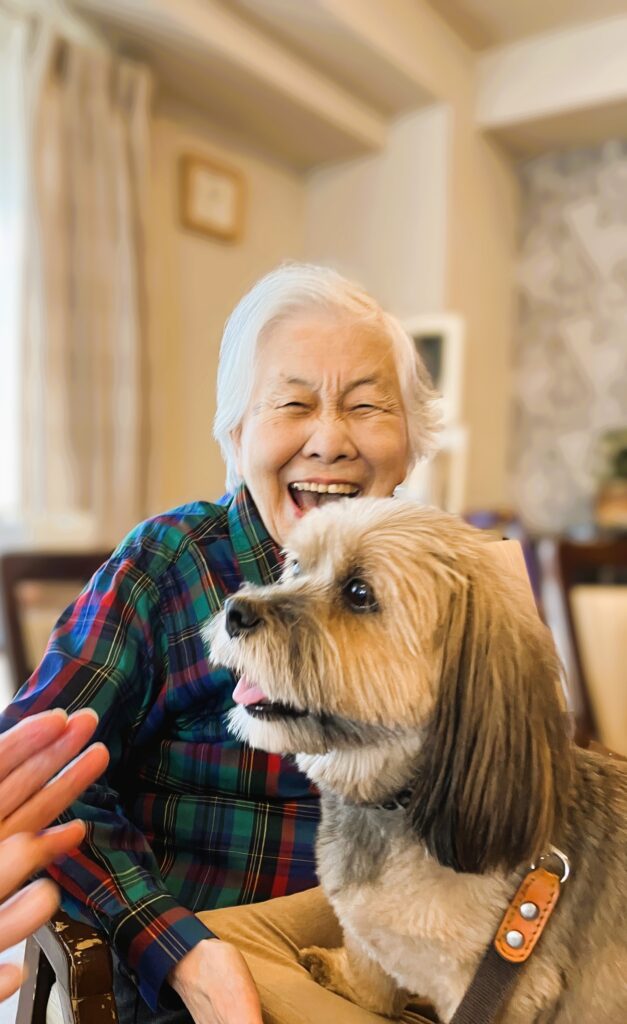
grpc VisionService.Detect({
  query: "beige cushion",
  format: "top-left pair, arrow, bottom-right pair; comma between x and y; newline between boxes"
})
570,585 -> 627,756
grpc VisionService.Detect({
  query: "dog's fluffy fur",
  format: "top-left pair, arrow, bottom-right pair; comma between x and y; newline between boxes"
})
208,499 -> 627,1024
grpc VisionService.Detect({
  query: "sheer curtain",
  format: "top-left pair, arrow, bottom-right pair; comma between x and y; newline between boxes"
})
0,7 -> 28,538
18,16 -> 153,546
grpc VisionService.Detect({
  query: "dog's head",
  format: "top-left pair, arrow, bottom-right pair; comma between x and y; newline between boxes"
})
208,498 -> 572,874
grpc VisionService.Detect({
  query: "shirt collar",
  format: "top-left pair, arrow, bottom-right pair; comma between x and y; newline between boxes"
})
227,484 -> 283,587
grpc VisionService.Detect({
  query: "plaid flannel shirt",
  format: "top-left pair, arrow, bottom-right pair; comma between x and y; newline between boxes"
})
0,486 -> 320,1009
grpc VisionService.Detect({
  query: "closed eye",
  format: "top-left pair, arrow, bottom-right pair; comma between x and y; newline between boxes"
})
350,403 -> 382,413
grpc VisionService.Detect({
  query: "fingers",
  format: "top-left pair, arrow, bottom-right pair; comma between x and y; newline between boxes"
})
0,708 -> 101,823
0,709 -> 69,784
0,742 -> 108,840
0,963 -> 25,1005
0,878 -> 60,953
0,707 -> 109,841
0,821 -> 86,902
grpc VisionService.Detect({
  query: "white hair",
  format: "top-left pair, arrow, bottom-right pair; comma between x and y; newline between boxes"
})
214,263 -> 440,491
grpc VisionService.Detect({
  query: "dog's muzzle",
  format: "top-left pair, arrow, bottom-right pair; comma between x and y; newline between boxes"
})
224,597 -> 262,638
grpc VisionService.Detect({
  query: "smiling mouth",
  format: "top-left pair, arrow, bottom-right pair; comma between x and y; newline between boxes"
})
288,481 -> 361,511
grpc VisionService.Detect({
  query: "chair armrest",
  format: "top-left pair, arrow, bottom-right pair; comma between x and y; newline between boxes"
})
33,911 -> 118,1024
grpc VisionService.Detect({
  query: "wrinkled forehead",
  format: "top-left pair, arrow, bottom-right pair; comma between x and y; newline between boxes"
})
257,310 -> 401,387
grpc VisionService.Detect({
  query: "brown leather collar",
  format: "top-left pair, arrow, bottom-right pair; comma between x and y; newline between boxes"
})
450,847 -> 570,1024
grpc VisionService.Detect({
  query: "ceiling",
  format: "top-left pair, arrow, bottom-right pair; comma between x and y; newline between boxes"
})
223,0 -> 427,115
424,0 -> 627,50
72,0 -> 425,169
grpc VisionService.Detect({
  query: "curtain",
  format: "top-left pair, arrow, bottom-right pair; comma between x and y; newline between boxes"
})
0,6 -> 28,532
21,22 -> 152,546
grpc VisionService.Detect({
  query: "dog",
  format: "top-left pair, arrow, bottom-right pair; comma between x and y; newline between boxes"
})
208,498 -> 627,1024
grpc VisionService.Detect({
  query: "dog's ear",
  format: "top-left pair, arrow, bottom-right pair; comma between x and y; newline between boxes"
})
409,572 -> 572,874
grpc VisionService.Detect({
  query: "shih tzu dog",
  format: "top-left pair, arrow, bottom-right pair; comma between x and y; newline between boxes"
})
208,499 -> 627,1024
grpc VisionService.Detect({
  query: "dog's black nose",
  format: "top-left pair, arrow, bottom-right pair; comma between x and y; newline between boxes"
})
224,597 -> 262,638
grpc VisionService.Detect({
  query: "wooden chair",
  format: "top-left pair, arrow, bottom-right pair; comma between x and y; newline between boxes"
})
0,551 -> 116,1024
17,910 -> 118,1024
463,509 -> 544,614
0,550 -> 111,693
538,537 -> 627,751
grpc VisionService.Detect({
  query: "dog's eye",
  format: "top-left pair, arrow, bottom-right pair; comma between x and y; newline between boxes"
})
342,577 -> 378,613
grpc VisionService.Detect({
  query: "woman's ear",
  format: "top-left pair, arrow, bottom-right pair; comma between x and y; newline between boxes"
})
408,571 -> 572,874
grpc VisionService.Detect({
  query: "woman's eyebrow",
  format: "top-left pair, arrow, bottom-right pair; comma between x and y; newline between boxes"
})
261,377 -> 318,404
268,375 -> 390,397
269,375 -> 315,389
344,376 -> 378,392
342,377 -> 391,398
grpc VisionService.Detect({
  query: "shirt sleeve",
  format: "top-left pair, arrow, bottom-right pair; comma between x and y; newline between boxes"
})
0,545 -> 215,1010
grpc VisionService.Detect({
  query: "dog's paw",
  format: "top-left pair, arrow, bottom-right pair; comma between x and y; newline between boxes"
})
299,946 -> 407,1019
298,945 -> 334,988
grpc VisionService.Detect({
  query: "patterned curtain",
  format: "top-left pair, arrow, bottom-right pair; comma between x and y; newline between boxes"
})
21,24 -> 152,546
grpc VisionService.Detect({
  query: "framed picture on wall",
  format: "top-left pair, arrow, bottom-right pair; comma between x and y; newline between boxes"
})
401,314 -> 467,512
179,154 -> 245,242
403,313 -> 465,425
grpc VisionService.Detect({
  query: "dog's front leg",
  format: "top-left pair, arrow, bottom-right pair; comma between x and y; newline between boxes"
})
299,932 -> 409,1019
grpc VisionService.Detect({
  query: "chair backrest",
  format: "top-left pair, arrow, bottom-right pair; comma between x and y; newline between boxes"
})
0,550 -> 111,696
463,509 -> 543,612
542,537 -> 627,750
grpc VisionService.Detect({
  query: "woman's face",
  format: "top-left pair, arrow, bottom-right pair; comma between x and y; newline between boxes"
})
232,311 -> 410,545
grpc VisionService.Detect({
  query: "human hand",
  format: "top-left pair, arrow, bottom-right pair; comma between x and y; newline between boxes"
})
0,707 -> 109,839
0,823 -> 86,1000
0,708 -> 110,1001
168,938 -> 264,1024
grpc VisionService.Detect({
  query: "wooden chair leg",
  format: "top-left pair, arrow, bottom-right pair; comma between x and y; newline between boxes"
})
16,937 -> 55,1024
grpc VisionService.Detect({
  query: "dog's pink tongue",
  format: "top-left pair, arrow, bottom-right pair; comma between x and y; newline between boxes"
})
233,674 -> 270,707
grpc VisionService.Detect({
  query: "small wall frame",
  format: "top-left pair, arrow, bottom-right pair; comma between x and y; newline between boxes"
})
403,313 -> 465,426
402,313 -> 468,513
179,154 -> 245,242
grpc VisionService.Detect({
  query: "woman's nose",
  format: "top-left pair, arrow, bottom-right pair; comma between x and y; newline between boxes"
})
301,415 -> 358,463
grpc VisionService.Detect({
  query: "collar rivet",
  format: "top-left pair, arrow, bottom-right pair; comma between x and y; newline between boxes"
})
520,901 -> 539,921
505,929 -> 525,949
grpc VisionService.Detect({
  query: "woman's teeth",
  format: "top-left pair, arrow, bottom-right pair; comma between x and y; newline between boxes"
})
290,482 -> 359,495
288,482 -> 360,510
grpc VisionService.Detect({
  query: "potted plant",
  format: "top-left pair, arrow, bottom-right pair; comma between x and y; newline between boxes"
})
595,428 -> 627,531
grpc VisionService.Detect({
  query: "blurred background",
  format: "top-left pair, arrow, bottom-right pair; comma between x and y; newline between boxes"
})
0,2 -> 626,742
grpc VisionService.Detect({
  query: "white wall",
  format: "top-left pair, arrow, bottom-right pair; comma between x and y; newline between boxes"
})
147,99 -> 307,511
305,105 -> 450,318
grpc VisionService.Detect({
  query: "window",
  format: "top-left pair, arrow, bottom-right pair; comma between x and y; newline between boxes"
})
0,11 -> 27,533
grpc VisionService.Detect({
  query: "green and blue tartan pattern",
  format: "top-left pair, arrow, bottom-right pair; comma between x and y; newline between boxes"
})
0,486 -> 320,1009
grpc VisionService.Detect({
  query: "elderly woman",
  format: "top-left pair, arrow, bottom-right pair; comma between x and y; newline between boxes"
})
0,264 -> 438,1024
